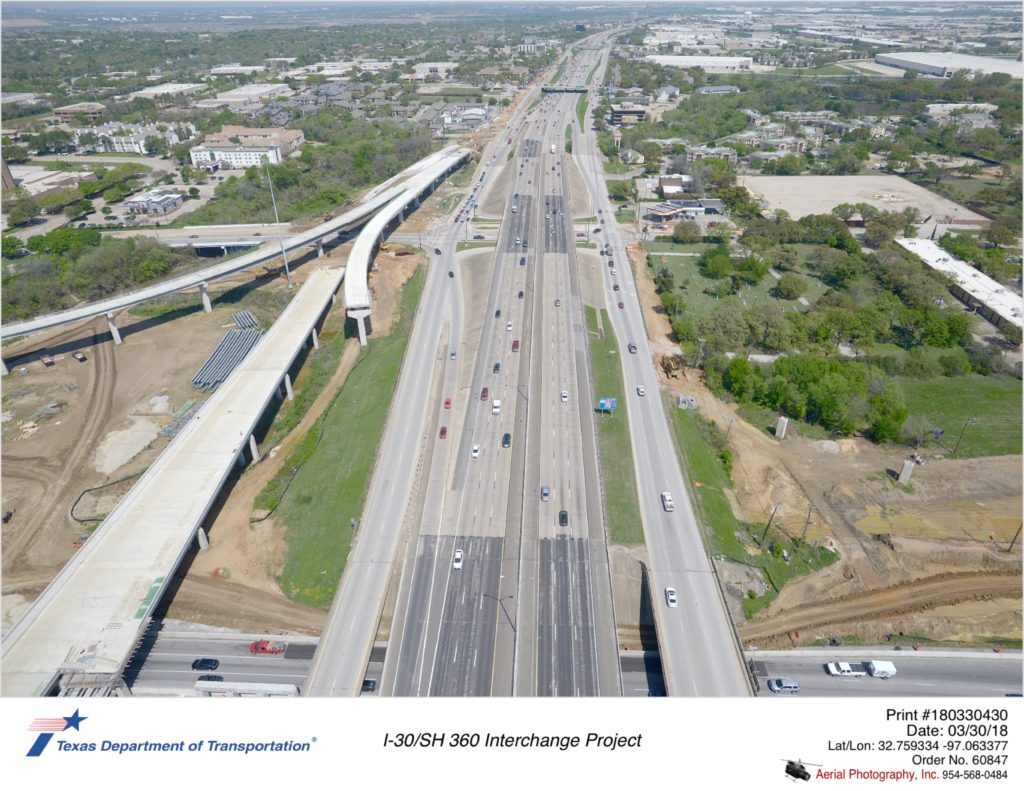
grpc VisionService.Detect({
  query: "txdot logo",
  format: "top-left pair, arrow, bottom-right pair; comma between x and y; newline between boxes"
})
26,709 -> 87,757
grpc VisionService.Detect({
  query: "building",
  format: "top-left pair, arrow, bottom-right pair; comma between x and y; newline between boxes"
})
189,125 -> 305,169
772,110 -> 837,125
2,160 -> 16,190
874,52 -> 1023,79
410,62 -> 458,81
658,174 -> 694,197
695,85 -> 740,95
53,102 -> 107,122
646,55 -> 753,72
619,148 -> 645,166
210,64 -> 265,76
123,187 -> 183,215
78,122 -> 192,155
647,198 -> 725,220
684,145 -> 738,165
1,93 -> 39,105
924,102 -> 998,129
129,83 -> 204,101
5,166 -> 95,198
195,84 -> 292,110
609,103 -> 647,126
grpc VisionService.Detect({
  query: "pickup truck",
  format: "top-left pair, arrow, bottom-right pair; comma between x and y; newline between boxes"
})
249,640 -> 286,655
825,661 -> 867,677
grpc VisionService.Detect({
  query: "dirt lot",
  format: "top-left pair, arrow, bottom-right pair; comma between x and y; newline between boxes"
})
630,238 -> 1022,648
739,174 -> 990,225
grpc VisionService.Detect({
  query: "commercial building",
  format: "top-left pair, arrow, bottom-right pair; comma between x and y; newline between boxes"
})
410,62 -> 459,81
53,102 -> 107,122
898,239 -> 1023,331
190,125 -> 305,169
683,145 -> 738,165
79,122 -> 193,155
124,187 -> 183,215
695,85 -> 740,95
210,63 -> 265,76
646,55 -> 753,72
647,199 -> 725,220
195,83 -> 292,110
129,82 -> 204,101
875,52 -> 1023,79
609,103 -> 647,126
658,174 -> 693,197
5,166 -> 95,199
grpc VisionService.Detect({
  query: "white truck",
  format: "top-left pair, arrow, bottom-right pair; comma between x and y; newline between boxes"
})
492,399 -> 501,415
825,661 -> 867,677
550,144 -> 557,155
864,660 -> 897,678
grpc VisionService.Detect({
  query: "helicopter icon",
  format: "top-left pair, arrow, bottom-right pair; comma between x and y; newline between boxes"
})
782,758 -> 822,781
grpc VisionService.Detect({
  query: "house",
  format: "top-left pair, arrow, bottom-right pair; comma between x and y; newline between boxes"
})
658,174 -> 694,197
620,148 -> 645,166
683,146 -> 738,165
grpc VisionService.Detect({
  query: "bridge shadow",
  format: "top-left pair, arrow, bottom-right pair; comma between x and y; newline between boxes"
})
637,561 -> 666,696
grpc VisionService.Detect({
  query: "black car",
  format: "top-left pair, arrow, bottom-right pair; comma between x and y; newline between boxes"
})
361,679 -> 378,693
558,510 -> 569,527
197,674 -> 223,682
493,362 -> 501,374
434,248 -> 442,255
191,658 -> 219,671
502,432 -> 511,448
517,291 -> 524,299
495,309 -> 501,318
448,271 -> 454,278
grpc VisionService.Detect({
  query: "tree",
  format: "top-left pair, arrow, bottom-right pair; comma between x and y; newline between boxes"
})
3,188 -> 39,227
698,244 -> 732,279
187,186 -> 200,199
700,302 -> 749,351
983,224 -> 1016,247
867,385 -> 907,444
774,272 -> 808,300
902,415 -> 933,448
653,266 -> 675,293
63,200 -> 92,219
1,235 -> 22,258
772,246 -> 799,271
672,219 -> 702,244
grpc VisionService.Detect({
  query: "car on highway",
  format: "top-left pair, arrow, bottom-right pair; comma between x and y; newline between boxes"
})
197,674 -> 223,682
434,248 -> 442,255
448,271 -> 454,278
593,228 -> 601,234
520,256 -> 526,266
560,390 -> 568,402
515,237 -> 521,245
518,290 -> 524,299
767,678 -> 800,694
600,250 -> 605,256
192,658 -> 219,671
452,549 -> 464,569
254,232 -> 262,237
661,492 -> 675,512
439,426 -> 448,439
502,432 -> 512,448
473,234 -> 485,240
541,485 -> 550,501
511,340 -> 520,352
495,309 -> 501,318
558,510 -> 568,527
617,302 -> 624,309
506,321 -> 512,331
610,268 -> 616,275
636,386 -> 646,397
493,362 -> 501,374
444,397 -> 451,409
613,284 -> 620,291
361,679 -> 378,693
450,350 -> 457,360
825,662 -> 866,677
480,387 -> 489,401
665,587 -> 678,607
627,342 -> 637,354
471,444 -> 480,458
554,298 -> 561,307
189,234 -> 198,239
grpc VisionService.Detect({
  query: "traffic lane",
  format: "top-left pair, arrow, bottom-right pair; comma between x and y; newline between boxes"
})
621,652 -> 666,698
752,655 -> 1024,697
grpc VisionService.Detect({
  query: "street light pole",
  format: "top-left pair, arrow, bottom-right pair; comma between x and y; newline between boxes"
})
264,157 -> 292,288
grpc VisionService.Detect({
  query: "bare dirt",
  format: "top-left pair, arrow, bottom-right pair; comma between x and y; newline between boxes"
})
632,244 -> 1022,648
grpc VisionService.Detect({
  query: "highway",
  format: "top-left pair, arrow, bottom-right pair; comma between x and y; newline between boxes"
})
571,45 -> 751,696
106,222 -> 294,248
750,650 -> 1023,697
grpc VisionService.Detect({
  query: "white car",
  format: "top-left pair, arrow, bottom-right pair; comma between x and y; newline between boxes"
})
453,549 -> 464,570
471,444 -> 480,459
506,321 -> 513,331
665,587 -> 678,607
636,386 -> 646,397
560,390 -> 568,402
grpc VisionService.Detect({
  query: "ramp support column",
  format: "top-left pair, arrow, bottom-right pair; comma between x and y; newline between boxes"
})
199,282 -> 212,313
283,373 -> 294,401
310,328 -> 319,350
0,358 -> 7,376
349,308 -> 371,347
196,527 -> 209,550
317,240 -> 325,258
248,434 -> 261,463
106,312 -> 122,345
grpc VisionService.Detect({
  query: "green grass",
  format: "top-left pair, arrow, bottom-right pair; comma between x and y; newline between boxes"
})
646,241 -> 712,254
564,124 -> 572,154
585,306 -> 643,545
736,402 -> 829,441
895,375 -> 1022,458
269,266 -> 427,608
618,209 -> 636,222
665,403 -> 838,617
456,240 -> 495,251
576,93 -> 587,128
602,158 -> 633,174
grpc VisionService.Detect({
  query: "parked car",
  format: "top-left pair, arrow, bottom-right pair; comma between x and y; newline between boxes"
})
72,351 -> 87,362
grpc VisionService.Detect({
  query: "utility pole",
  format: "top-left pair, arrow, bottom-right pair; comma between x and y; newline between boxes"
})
951,417 -> 973,456
1008,522 -> 1022,554
264,157 -> 291,288
800,505 -> 815,543
759,503 -> 782,545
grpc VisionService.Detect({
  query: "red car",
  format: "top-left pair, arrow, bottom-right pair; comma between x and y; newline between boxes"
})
439,426 -> 448,439
444,397 -> 451,409
511,340 -> 520,352
480,387 -> 489,401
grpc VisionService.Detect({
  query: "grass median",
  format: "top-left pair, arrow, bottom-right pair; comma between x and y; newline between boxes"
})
264,265 -> 426,608
585,306 -> 643,545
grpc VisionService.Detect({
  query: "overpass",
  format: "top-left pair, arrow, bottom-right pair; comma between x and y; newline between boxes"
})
1,146 -> 467,370
345,145 -> 471,344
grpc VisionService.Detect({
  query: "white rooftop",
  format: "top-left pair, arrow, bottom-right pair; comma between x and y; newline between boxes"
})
898,238 -> 1023,329
878,51 -> 1024,79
